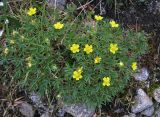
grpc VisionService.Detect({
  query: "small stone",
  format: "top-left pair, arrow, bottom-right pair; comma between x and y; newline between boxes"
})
123,113 -> 136,117
29,92 -> 46,109
133,68 -> 149,81
62,104 -> 95,117
141,106 -> 154,116
131,89 -> 153,113
148,1 -> 160,14
41,112 -> 50,117
18,102 -> 34,117
153,88 -> 160,103
29,92 -> 55,115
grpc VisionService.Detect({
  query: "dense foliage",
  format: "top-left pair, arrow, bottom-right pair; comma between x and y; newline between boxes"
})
0,3 -> 148,107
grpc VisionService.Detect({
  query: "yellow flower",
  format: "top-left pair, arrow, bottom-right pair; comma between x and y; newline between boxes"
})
119,61 -> 124,67
84,44 -> 93,54
12,30 -> 18,36
70,44 -> 80,53
10,40 -> 15,44
109,43 -> 118,54
27,62 -> 32,68
94,56 -> 101,64
132,62 -> 137,71
21,36 -> 25,42
27,7 -> 37,16
102,77 -> 110,87
26,56 -> 32,61
26,56 -> 32,68
73,67 -> 83,80
94,15 -> 103,21
4,48 -> 9,55
53,22 -> 64,30
109,20 -> 119,28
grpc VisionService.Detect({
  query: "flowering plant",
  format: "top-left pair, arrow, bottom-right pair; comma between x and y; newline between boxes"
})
55,16 -> 148,107
0,3 -> 148,107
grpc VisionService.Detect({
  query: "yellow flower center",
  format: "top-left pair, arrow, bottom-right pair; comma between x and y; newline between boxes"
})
132,62 -> 137,71
26,56 -> 32,61
84,44 -> 93,54
27,62 -> 32,68
94,15 -> 103,21
26,56 -> 32,68
70,44 -> 80,53
10,40 -> 15,44
119,61 -> 124,67
53,22 -> 64,30
4,48 -> 9,55
109,20 -> 119,28
27,7 -> 37,16
12,30 -> 18,35
109,43 -> 118,54
94,56 -> 101,64
102,77 -> 110,87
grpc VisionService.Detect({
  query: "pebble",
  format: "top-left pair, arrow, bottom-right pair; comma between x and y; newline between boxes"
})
153,88 -> 160,103
41,112 -> 50,117
133,68 -> 149,81
131,89 -> 153,113
18,102 -> 34,117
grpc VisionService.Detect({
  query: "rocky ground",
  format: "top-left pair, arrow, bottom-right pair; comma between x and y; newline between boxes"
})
0,0 -> 160,117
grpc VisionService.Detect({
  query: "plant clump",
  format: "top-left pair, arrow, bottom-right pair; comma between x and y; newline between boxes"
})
0,3 -> 148,107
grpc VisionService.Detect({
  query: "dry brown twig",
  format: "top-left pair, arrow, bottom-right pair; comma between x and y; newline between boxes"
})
2,97 -> 24,116
77,0 -> 94,10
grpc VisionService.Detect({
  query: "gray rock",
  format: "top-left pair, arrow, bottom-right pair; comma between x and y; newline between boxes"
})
148,1 -> 160,14
157,113 -> 160,117
131,89 -> 153,113
133,68 -> 149,81
47,0 -> 66,10
155,108 -> 160,117
62,104 -> 95,117
123,113 -> 136,117
18,102 -> 34,117
41,112 -> 50,117
57,108 -> 66,117
153,88 -> 160,103
29,92 -> 55,115
141,106 -> 154,116
29,92 -> 46,109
